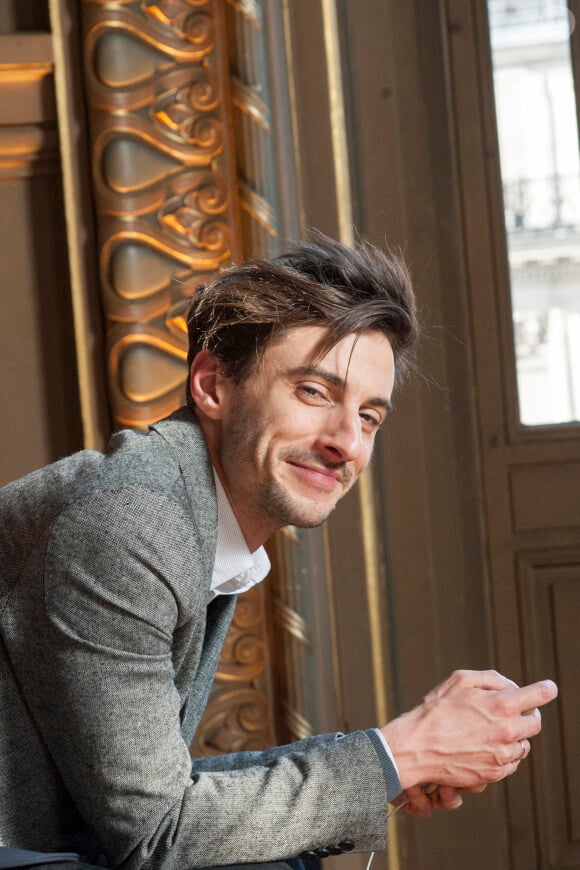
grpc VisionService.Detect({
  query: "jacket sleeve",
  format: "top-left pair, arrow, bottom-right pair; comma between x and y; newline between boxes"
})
22,487 -> 394,870
190,730 -> 400,805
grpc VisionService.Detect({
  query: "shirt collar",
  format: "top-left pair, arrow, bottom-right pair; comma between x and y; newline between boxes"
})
209,470 -> 270,601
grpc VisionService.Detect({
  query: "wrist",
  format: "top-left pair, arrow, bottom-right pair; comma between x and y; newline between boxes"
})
379,709 -> 428,791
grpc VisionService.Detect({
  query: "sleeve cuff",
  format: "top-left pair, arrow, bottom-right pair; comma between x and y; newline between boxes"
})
364,728 -> 402,801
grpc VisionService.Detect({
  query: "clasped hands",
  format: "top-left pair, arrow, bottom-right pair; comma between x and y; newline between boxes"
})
380,669 -> 558,817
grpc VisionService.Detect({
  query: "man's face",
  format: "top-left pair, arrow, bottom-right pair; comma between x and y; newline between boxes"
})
211,325 -> 395,548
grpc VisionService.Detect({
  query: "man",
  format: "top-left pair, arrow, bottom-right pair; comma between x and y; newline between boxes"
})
0,235 -> 557,870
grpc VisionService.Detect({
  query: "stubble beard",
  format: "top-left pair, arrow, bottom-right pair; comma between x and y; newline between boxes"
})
258,447 -> 354,528
255,473 -> 337,529
221,399 -> 353,530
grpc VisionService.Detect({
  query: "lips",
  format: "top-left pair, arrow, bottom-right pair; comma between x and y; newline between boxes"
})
286,460 -> 347,491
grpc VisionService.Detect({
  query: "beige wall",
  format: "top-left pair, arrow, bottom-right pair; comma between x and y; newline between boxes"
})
0,25 -> 82,487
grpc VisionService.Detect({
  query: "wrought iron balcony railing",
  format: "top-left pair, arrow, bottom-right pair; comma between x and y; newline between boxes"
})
503,173 -> 580,234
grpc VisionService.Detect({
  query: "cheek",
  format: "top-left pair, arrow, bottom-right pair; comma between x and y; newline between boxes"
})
267,405 -> 316,440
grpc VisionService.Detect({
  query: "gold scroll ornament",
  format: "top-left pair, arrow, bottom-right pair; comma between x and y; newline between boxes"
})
81,0 -> 273,753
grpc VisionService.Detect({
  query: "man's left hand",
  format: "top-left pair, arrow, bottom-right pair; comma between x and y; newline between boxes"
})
391,783 -> 487,817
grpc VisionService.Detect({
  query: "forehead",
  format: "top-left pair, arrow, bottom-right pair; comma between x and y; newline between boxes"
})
259,325 -> 395,394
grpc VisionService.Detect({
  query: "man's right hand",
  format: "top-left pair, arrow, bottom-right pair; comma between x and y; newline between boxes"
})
380,669 -> 558,792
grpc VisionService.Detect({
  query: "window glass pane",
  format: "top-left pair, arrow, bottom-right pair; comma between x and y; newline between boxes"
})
488,0 -> 580,425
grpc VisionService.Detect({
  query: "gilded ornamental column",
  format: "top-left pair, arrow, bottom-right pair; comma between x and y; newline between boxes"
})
79,0 -> 275,754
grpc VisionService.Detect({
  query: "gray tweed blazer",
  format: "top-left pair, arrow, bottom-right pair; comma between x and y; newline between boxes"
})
0,409 -> 395,870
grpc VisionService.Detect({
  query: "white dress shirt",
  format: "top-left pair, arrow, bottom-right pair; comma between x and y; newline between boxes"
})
208,470 -> 270,602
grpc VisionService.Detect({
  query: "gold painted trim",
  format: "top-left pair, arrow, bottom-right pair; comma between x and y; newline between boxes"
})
358,471 -> 388,724
360,472 -> 401,870
0,65 -> 53,77
321,0 -> 353,244
231,75 -> 271,131
322,522 -> 345,729
282,0 -> 305,236
272,598 -> 310,646
49,0 -> 104,450
281,701 -> 314,740
238,179 -> 278,237
320,3 -> 401,864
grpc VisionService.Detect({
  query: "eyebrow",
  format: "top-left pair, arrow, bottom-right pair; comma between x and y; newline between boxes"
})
288,365 -> 393,413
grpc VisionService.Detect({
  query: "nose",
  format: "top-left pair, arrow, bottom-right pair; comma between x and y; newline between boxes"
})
316,406 -> 367,466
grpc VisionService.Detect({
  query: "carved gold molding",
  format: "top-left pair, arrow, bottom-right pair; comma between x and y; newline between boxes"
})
81,0 -> 239,429
79,0 -> 275,756
223,0 -> 278,252
191,585 -> 274,754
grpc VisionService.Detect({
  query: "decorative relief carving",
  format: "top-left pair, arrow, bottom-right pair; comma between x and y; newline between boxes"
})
238,178 -> 277,237
142,0 -> 216,44
81,0 -> 236,429
231,75 -> 270,131
191,585 -> 274,755
80,0 -> 276,757
224,0 -> 278,253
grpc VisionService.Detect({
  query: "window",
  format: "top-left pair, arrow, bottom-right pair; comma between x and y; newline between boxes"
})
488,0 -> 580,424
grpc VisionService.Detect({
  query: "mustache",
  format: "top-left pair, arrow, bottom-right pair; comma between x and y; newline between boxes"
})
281,450 -> 353,487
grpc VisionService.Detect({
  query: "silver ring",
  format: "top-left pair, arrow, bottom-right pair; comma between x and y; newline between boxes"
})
520,739 -> 526,760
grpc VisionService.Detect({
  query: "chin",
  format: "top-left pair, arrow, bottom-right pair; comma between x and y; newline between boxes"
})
286,501 -> 337,529
259,477 -> 340,529
293,515 -> 332,530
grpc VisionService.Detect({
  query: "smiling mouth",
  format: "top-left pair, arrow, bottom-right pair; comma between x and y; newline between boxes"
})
286,460 -> 347,491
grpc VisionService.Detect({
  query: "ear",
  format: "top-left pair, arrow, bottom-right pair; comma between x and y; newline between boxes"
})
189,350 -> 231,420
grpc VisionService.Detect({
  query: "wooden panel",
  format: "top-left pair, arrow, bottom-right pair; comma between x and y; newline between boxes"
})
553,580 -> 580,843
0,33 -> 82,485
509,463 -> 580,531
518,549 -> 580,867
447,2 -> 580,866
0,35 -> 55,127
0,5 -> 50,34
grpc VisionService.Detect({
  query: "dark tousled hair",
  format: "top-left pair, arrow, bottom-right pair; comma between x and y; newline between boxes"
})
186,232 -> 419,391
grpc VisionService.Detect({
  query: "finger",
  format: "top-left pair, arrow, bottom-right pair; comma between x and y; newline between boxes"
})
514,738 -> 529,763
390,793 -> 409,809
518,679 -> 558,710
495,735 -> 531,767
402,785 -> 434,817
461,783 -> 487,794
488,759 -> 520,783
435,786 -> 463,810
497,680 -> 558,717
468,669 -> 520,691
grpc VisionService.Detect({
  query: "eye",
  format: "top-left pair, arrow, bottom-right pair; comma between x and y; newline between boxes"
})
359,411 -> 384,431
296,383 -> 329,403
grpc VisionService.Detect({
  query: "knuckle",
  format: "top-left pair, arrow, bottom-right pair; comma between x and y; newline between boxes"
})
532,709 -> 542,733
497,721 -> 517,744
494,696 -> 513,718
494,744 -> 513,765
488,766 -> 508,784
